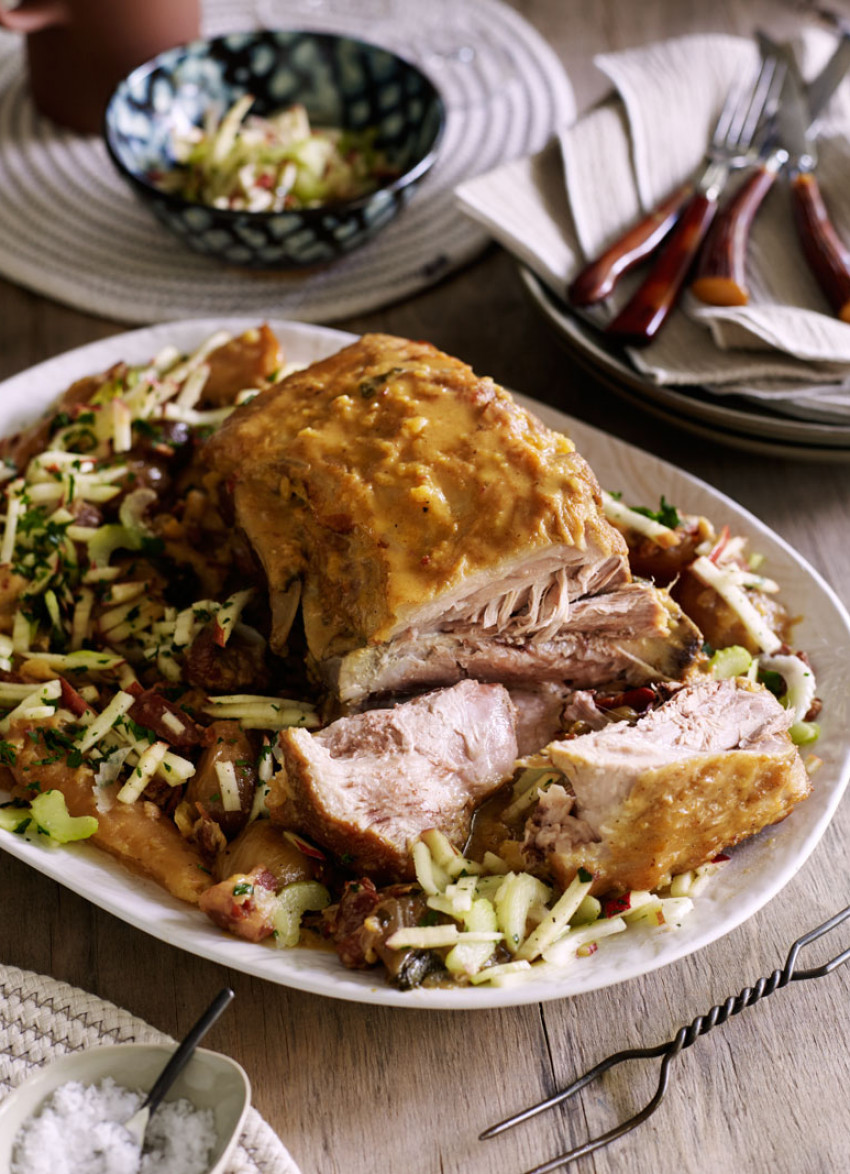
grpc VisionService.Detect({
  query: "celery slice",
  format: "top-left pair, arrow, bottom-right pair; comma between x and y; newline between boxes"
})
445,898 -> 500,977
790,720 -> 820,746
570,893 -> 603,926
0,804 -> 32,835
29,790 -> 98,843
272,881 -> 330,948
494,872 -> 553,954
708,645 -> 753,679
514,872 -> 594,962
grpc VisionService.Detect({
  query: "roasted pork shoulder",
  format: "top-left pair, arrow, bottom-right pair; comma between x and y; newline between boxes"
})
523,677 -> 810,893
267,680 -> 518,880
204,334 -> 699,704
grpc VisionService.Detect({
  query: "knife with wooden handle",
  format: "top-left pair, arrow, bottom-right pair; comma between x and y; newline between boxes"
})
690,157 -> 784,306
692,32 -> 850,308
603,191 -> 721,347
778,42 -> 850,323
791,170 -> 850,322
567,181 -> 693,307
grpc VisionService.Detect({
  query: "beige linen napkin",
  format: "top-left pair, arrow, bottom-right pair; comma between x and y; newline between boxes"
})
455,30 -> 850,421
0,964 -> 301,1174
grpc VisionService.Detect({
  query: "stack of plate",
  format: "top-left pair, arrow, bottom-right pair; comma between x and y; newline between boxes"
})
521,267 -> 850,462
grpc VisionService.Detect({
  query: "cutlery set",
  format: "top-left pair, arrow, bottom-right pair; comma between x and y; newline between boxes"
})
569,32 -> 850,346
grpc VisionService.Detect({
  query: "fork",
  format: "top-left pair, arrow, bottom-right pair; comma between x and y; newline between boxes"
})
479,903 -> 850,1174
569,52 -> 785,347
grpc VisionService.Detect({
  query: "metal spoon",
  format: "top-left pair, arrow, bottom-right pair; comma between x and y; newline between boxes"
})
123,987 -> 235,1149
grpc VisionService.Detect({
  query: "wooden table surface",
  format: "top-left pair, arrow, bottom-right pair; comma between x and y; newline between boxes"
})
2,3 -> 850,1172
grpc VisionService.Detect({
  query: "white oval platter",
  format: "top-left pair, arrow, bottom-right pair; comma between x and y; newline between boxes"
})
0,318 -> 848,1010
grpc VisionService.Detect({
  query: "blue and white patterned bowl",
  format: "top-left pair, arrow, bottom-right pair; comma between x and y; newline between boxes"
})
103,30 -> 445,270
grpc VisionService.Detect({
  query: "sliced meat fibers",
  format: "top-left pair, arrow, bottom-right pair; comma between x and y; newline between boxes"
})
327,584 -> 701,705
268,681 -> 518,880
524,677 -> 810,893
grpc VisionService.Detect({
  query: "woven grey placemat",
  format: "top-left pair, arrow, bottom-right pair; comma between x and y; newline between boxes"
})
0,963 -> 301,1174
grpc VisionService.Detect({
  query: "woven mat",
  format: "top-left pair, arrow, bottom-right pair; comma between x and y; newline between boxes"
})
0,963 -> 301,1174
0,0 -> 573,326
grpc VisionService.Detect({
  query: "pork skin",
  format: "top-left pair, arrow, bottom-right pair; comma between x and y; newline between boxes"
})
525,677 -> 811,893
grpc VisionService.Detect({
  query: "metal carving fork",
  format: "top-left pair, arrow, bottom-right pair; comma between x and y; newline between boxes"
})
479,904 -> 850,1174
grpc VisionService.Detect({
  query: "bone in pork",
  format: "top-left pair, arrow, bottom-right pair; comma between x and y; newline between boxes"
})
524,677 -> 810,893
267,680 -> 518,880
204,334 -> 699,703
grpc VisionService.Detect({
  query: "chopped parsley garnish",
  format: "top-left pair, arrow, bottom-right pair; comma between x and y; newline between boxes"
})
357,366 -> 403,399
630,495 -> 681,529
49,726 -> 84,754
58,427 -> 97,453
119,717 -> 157,743
759,669 -> 785,696
17,505 -> 53,538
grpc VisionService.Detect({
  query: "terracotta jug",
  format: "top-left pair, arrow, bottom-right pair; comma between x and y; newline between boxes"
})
0,0 -> 200,133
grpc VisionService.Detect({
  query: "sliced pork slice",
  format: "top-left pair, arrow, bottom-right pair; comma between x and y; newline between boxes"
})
508,684 -> 571,756
523,784 -> 597,856
559,691 -> 611,733
524,677 -> 810,893
267,680 -> 518,880
325,584 -> 701,705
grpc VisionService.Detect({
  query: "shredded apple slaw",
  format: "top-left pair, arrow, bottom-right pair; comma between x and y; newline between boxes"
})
150,99 -> 401,212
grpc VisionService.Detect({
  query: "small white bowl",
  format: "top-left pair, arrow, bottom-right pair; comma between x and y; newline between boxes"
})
0,1042 -> 251,1173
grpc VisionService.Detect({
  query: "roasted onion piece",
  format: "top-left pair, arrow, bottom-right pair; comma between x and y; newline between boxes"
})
215,819 -> 319,887
185,720 -> 257,838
